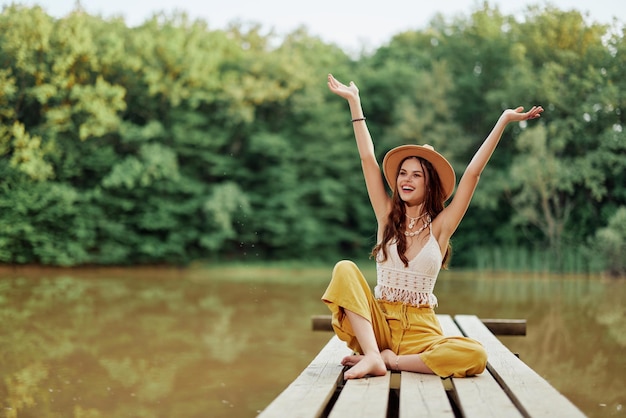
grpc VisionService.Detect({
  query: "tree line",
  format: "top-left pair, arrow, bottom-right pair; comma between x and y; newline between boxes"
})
0,3 -> 624,274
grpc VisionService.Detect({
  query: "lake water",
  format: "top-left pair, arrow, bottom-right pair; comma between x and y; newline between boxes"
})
0,265 -> 624,418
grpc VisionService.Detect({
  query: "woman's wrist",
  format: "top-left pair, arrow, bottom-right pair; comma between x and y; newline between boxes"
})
347,97 -> 362,113
381,349 -> 396,370
498,113 -> 513,126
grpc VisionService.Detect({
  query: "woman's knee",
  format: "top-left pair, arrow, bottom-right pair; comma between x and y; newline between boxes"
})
332,260 -> 364,283
443,339 -> 487,377
327,260 -> 371,302
466,345 -> 488,376
333,259 -> 358,274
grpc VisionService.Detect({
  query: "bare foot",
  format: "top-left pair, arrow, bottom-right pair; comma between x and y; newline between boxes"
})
343,353 -> 386,379
341,354 -> 364,367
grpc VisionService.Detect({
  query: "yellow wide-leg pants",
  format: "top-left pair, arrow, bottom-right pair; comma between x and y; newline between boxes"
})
322,260 -> 487,378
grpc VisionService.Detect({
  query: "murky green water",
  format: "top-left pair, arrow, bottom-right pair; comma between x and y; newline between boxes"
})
0,265 -> 624,417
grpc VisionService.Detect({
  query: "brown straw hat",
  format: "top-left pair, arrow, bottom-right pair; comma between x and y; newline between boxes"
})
382,144 -> 456,201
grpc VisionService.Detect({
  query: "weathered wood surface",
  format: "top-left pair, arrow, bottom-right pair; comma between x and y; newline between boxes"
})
257,335 -> 351,418
454,314 -> 586,418
259,314 -> 585,418
329,372 -> 391,418
399,372 -> 454,418
437,315 -> 523,418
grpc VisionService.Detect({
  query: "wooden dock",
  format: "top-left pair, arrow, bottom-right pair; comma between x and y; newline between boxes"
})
258,314 -> 585,418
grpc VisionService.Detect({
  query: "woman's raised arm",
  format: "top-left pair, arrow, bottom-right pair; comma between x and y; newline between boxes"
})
438,106 -> 544,242
327,74 -> 391,223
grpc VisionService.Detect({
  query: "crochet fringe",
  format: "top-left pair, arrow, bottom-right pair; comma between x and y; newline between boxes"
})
375,285 -> 438,308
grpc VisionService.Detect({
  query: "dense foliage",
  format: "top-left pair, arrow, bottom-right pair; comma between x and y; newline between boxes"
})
1,4 -> 624,272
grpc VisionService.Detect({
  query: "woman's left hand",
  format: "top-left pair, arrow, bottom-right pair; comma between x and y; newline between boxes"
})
503,105 -> 544,123
327,73 -> 360,102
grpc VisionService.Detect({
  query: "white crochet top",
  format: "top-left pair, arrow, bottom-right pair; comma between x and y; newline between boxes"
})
375,231 -> 442,307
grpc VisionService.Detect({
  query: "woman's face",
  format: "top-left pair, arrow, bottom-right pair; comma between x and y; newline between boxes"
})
396,158 -> 427,205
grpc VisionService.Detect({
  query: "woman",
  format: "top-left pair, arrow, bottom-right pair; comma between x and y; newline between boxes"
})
322,73 -> 543,380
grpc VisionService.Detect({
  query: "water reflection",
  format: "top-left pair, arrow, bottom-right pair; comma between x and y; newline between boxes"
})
0,266 -> 624,418
436,272 -> 626,418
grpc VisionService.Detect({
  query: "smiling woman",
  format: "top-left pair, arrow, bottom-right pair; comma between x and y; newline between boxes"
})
321,73 -> 543,380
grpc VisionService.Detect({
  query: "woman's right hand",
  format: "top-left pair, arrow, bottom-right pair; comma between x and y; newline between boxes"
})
327,73 -> 359,101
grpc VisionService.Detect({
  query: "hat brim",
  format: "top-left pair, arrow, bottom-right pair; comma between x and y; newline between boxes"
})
382,144 -> 456,201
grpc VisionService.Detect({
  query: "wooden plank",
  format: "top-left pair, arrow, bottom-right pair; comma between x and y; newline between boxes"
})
448,373 -> 523,418
399,372 -> 454,418
311,314 -> 526,335
312,315 -> 334,332
258,335 -> 351,418
481,318 -> 526,336
437,315 -> 523,418
454,314 -> 586,418
329,372 -> 391,418
436,314 -> 464,337
399,315 -> 454,417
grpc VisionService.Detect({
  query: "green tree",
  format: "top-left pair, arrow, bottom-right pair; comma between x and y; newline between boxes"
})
0,4 -> 623,271
506,124 -> 574,266
594,207 -> 626,276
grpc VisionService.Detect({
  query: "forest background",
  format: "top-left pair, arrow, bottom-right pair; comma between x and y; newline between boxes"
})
1,3 -> 625,274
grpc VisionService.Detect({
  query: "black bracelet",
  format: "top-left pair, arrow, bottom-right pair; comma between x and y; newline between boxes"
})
351,117 -> 366,123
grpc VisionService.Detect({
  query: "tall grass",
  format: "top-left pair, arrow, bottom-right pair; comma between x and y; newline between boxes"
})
468,245 -> 604,274
193,246 -> 608,278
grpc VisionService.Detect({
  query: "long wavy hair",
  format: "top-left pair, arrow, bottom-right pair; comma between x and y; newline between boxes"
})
371,156 -> 452,268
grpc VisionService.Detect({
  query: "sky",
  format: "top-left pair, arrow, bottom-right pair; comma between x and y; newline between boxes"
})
5,0 -> 625,52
